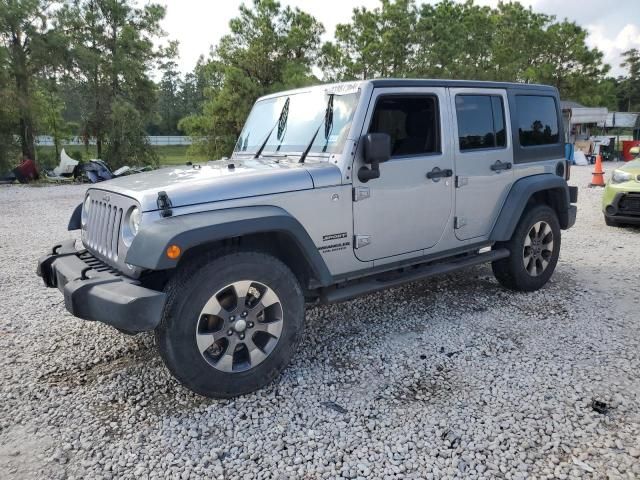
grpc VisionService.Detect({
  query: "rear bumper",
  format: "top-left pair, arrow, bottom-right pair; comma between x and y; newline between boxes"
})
37,239 -> 165,333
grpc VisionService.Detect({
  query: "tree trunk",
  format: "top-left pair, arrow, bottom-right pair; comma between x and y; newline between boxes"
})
12,35 -> 36,161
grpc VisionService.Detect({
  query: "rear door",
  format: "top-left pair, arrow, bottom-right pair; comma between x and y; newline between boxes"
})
450,88 -> 514,240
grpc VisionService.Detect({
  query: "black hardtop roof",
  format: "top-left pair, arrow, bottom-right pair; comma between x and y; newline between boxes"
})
369,78 -> 557,92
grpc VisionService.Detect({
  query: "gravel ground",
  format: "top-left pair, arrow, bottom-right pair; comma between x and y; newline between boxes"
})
1,163 -> 639,480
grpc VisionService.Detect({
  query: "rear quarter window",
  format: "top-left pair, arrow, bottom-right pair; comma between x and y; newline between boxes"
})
516,96 -> 560,147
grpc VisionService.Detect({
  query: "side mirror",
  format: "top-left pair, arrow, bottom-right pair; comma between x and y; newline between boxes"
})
359,133 -> 391,182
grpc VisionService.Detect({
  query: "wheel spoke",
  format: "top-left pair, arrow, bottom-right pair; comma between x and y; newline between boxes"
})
232,280 -> 253,308
253,319 -> 283,337
526,257 -> 536,275
539,223 -> 550,240
253,288 -> 279,313
532,222 -> 540,238
196,328 -> 226,354
245,337 -> 268,366
215,338 -> 238,372
524,234 -> 532,247
201,295 -> 223,316
539,257 -> 549,271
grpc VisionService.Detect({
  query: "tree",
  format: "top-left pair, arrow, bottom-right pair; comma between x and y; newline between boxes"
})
0,44 -> 18,170
620,49 -> 640,111
322,0 -> 612,106
0,0 -> 66,161
61,0 -> 170,167
153,60 -> 182,135
180,0 -> 324,158
527,20 -> 611,105
320,0 -> 417,80
34,75 -> 75,162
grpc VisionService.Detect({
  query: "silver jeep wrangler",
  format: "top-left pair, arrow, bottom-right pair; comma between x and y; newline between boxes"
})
38,79 -> 577,398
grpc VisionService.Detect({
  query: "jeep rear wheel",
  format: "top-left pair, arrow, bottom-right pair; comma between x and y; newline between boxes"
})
156,251 -> 304,398
492,205 -> 561,292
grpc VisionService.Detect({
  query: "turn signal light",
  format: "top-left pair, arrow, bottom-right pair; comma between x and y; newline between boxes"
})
166,245 -> 181,260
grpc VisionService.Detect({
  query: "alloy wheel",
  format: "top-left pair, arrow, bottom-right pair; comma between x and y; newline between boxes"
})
196,280 -> 283,372
522,221 -> 554,277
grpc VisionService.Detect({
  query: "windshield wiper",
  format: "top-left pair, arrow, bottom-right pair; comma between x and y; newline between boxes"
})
299,94 -> 334,164
253,97 -> 290,159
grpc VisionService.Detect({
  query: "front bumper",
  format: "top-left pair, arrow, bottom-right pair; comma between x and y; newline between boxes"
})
603,189 -> 640,224
37,239 -> 165,333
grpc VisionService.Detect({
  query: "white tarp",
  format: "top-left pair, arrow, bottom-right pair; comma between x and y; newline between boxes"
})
574,150 -> 588,166
605,112 -> 639,129
570,107 -> 608,126
53,149 -> 79,176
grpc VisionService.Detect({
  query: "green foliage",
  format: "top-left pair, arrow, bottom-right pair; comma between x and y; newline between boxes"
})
321,0 -> 613,104
104,99 -> 158,169
60,0 -> 170,164
33,79 -> 76,160
619,49 -> 640,111
0,0 -> 67,161
180,0 -> 324,159
0,45 -> 19,171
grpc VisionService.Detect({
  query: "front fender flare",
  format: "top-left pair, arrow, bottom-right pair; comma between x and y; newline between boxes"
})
125,206 -> 332,286
490,174 -> 571,242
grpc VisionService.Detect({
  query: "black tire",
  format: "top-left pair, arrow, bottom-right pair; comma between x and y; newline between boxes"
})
156,251 -> 304,398
492,204 -> 561,292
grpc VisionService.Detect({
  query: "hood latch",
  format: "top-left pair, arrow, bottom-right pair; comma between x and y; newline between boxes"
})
157,191 -> 173,218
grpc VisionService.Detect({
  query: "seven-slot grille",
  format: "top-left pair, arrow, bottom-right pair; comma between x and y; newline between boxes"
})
619,193 -> 640,216
81,190 -> 138,272
84,197 -> 124,260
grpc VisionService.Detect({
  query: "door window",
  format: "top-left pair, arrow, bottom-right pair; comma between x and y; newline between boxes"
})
368,96 -> 440,157
456,95 -> 506,151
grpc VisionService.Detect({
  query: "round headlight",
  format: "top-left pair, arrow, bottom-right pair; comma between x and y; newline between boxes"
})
129,207 -> 141,236
122,207 -> 142,247
81,196 -> 91,226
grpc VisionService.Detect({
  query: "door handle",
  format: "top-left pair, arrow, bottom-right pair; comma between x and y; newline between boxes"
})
426,167 -> 453,181
491,160 -> 512,172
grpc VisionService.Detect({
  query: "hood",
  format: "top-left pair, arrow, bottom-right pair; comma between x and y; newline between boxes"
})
618,159 -> 640,175
95,158 -> 342,211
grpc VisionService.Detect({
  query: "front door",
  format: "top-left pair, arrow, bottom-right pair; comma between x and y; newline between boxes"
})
450,88 -> 514,240
352,88 -> 454,262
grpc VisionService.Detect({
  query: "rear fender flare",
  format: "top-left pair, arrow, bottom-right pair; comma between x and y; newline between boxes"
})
490,174 -> 570,242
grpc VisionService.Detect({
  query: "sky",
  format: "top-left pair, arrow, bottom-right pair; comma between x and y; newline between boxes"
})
157,0 -> 640,78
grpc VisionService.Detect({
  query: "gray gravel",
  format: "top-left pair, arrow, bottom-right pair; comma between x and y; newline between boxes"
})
1,163 -> 639,479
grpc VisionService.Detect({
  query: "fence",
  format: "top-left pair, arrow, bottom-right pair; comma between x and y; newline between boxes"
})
35,136 -> 193,146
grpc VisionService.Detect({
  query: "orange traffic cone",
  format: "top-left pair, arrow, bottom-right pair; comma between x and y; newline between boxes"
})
590,154 -> 605,187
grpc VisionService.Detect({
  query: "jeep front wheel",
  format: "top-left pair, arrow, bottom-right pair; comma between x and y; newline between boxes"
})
492,204 -> 561,292
156,251 -> 304,398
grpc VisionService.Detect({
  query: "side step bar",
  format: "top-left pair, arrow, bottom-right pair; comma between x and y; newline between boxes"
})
320,248 -> 510,304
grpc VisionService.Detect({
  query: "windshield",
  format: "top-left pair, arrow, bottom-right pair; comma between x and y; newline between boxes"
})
234,88 -> 360,157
